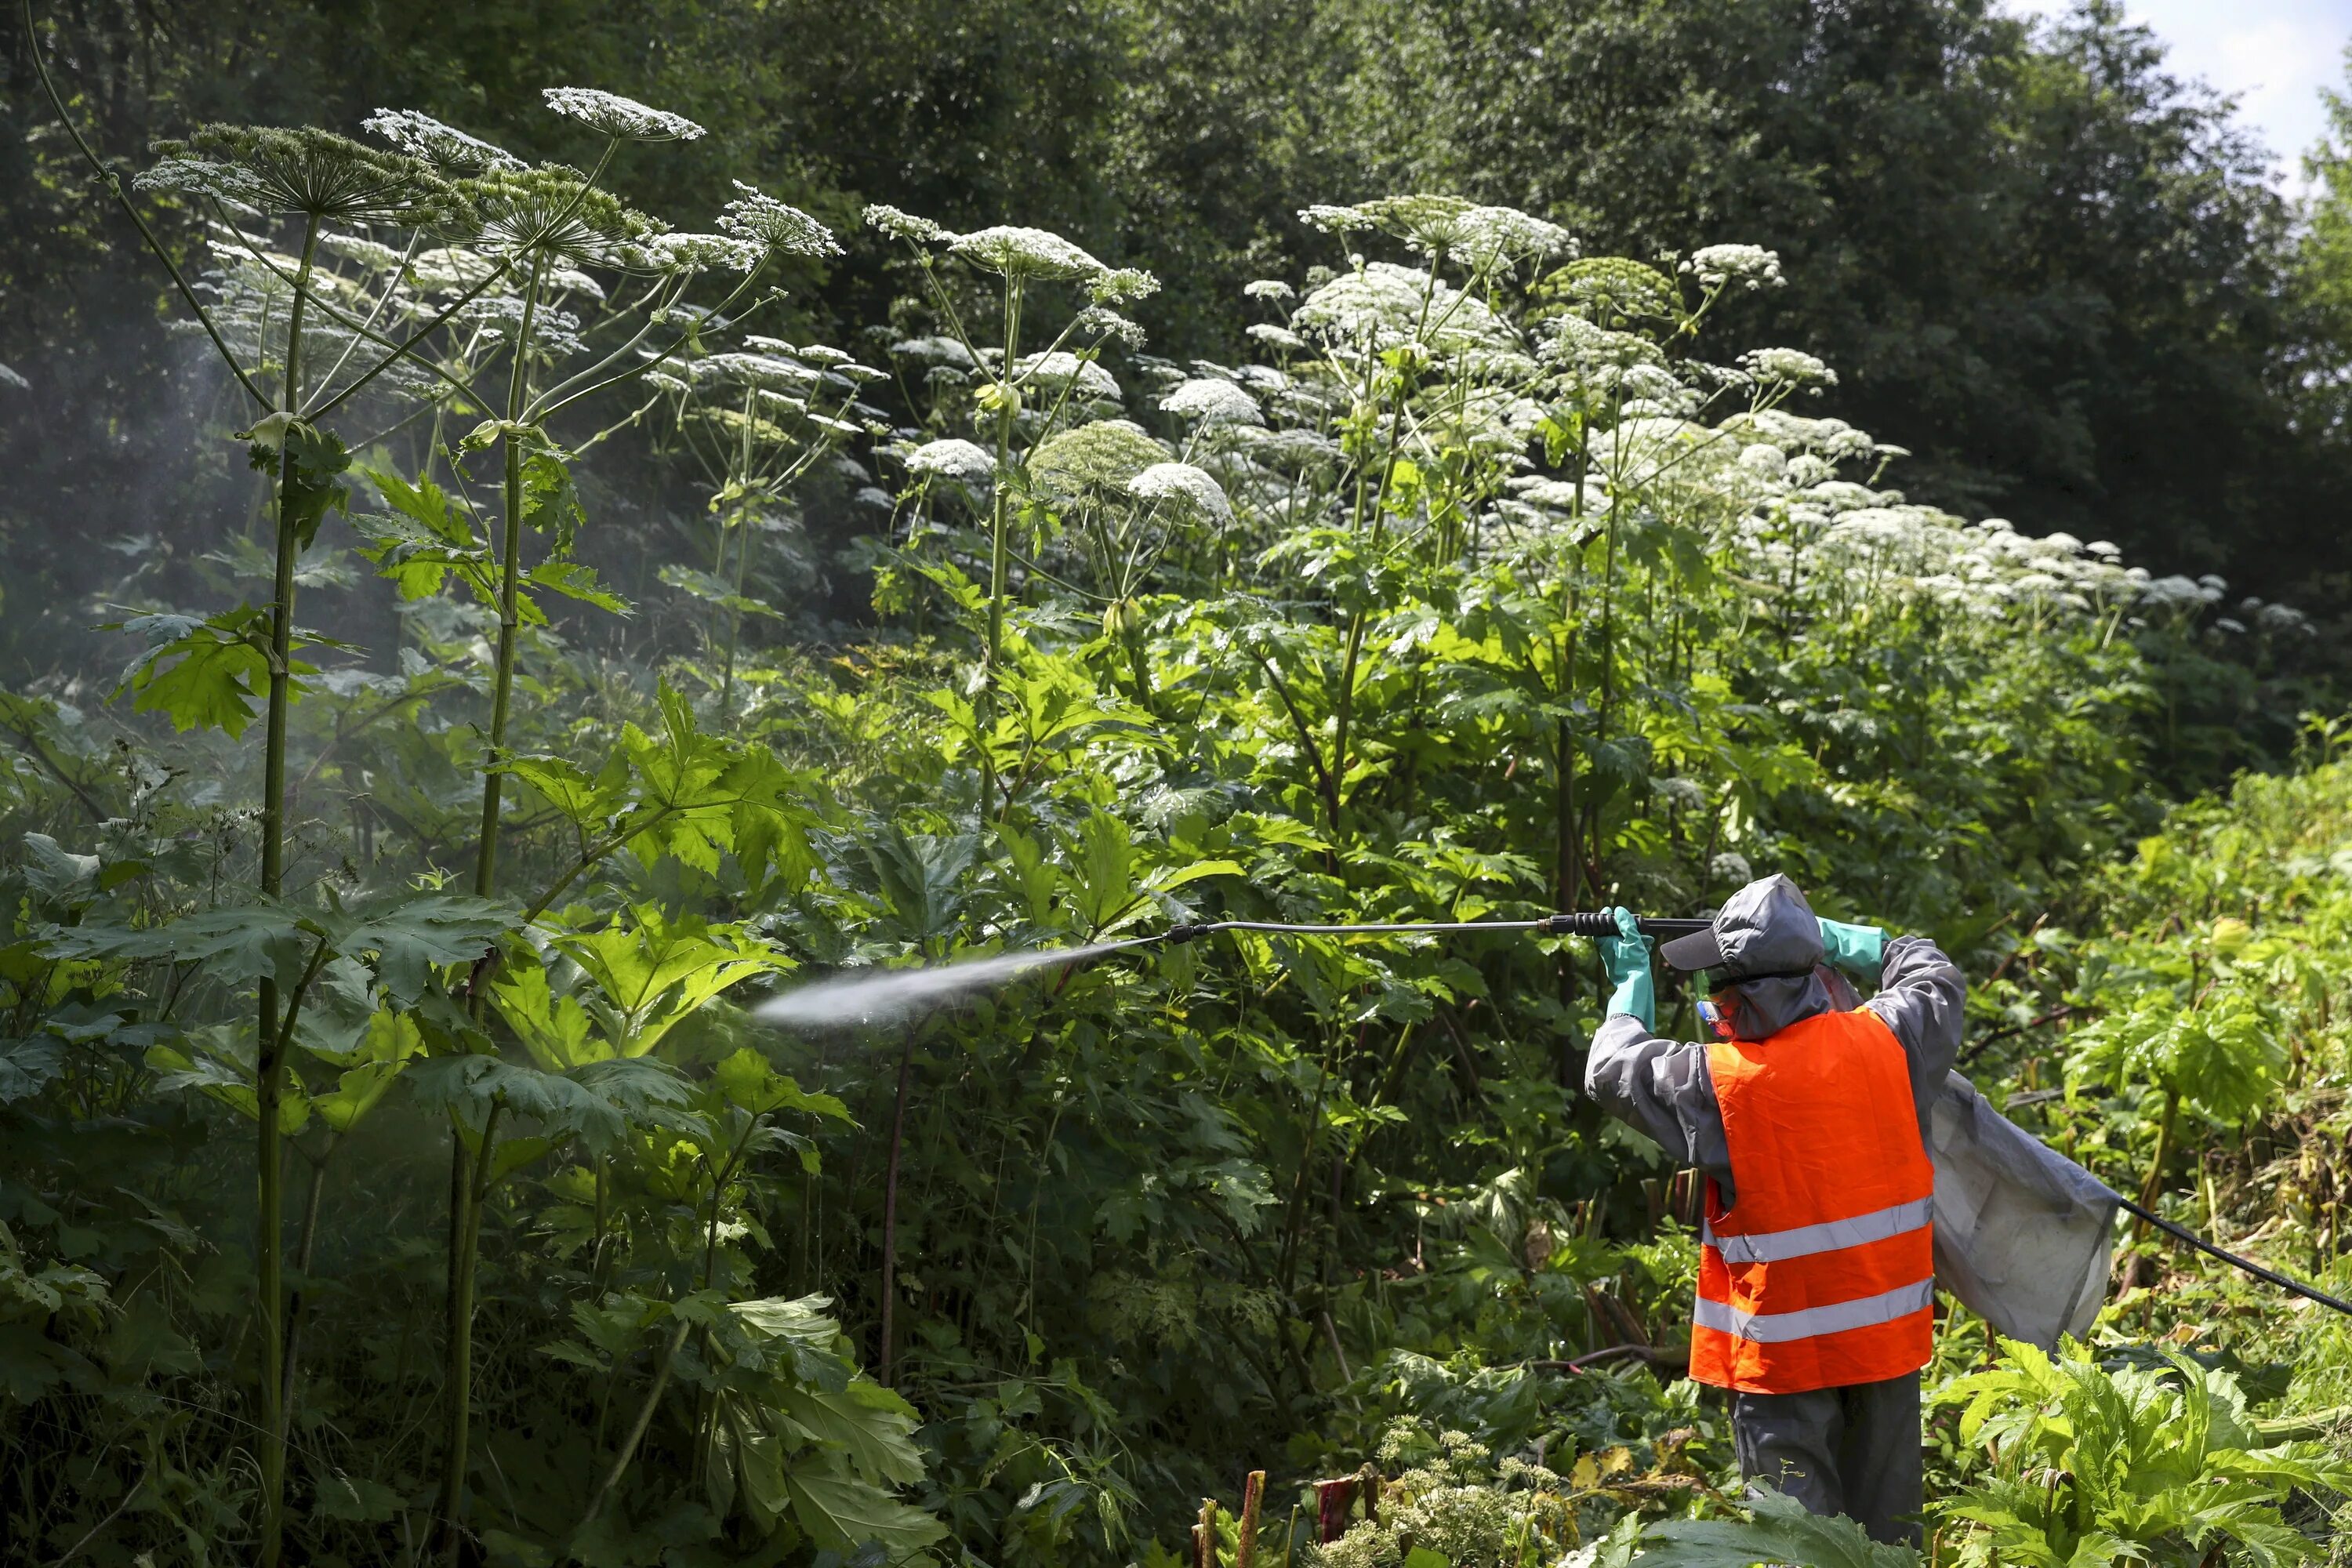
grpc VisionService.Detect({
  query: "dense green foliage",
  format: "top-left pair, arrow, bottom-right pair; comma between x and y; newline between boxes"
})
5,12 -> 2352,1568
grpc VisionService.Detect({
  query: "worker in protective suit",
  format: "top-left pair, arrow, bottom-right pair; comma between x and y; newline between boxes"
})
1583,873 -> 1963,1544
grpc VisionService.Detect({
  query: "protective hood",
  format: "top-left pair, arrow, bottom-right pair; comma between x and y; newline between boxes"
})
1669,874 -> 1833,1041
1661,873 -> 1825,978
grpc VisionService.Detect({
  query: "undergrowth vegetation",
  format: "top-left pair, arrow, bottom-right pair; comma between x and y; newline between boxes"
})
2,53 -> 2351,1568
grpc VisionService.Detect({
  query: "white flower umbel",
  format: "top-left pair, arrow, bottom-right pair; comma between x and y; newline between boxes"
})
363,109 -> 523,173
134,155 -> 269,209
1739,347 -> 1838,392
408,246 -> 499,292
693,353 -> 820,391
320,233 -> 405,271
542,87 -> 706,143
1294,263 -> 1509,354
1090,267 -> 1160,304
904,437 -> 997,485
1243,279 -> 1297,303
1348,194 -> 1572,264
717,181 -> 842,259
1160,377 -> 1263,426
949,226 -> 1105,281
864,205 -> 949,244
1127,461 -> 1232,523
1077,305 -> 1146,349
889,336 -> 977,369
631,232 -> 765,273
1682,244 -> 1784,291
1012,350 -> 1121,401
1298,204 -> 1377,235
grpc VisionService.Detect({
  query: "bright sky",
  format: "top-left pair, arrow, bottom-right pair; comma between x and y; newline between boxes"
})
2005,0 -> 2352,191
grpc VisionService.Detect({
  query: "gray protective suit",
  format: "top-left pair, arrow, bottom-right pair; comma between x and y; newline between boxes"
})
1584,876 -> 1964,1545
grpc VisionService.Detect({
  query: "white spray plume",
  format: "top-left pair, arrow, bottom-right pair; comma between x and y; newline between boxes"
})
756,940 -> 1145,1032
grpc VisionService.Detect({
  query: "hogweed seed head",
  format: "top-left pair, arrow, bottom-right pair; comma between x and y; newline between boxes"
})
1030,421 -> 1168,503
459,167 -> 663,267
143,125 -> 470,230
541,87 -> 706,143
362,110 -> 524,175
949,225 -> 1105,282
717,181 -> 841,259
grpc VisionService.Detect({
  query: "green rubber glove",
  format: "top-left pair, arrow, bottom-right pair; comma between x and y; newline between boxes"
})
1599,906 -> 1657,1030
1817,917 -> 1887,985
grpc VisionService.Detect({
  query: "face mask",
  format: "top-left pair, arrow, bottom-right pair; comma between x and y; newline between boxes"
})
1697,995 -> 1736,1040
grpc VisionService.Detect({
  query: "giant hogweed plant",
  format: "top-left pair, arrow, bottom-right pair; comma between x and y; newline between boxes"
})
639,336 -> 886,711
21,13 -> 861,1560
866,206 -> 1162,817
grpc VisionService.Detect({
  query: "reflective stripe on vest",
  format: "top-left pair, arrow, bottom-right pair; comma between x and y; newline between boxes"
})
1702,1196 -> 1934,1265
1690,1006 -> 1936,1395
1693,1278 -> 1935,1344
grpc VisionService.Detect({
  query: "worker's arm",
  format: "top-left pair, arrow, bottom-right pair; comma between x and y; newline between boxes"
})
1862,934 -> 1966,1115
1584,1013 -> 1733,1182
1581,907 -> 1733,1180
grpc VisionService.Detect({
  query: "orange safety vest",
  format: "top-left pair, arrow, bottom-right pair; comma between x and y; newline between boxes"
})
1690,1007 -> 1935,1394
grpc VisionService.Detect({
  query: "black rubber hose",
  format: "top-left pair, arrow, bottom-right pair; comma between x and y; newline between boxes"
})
2117,1196 -> 2352,1317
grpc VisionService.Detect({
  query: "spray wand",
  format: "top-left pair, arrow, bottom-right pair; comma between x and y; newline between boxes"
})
1155,913 -> 1712,945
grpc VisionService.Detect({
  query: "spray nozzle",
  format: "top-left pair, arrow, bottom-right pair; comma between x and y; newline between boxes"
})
1162,923 -> 1217,946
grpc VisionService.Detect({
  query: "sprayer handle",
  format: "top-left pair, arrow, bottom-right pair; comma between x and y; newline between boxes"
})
1540,912 -> 1715,940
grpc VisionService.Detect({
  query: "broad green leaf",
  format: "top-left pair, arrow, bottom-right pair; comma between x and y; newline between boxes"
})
403,1055 -> 624,1149
775,1381 -> 927,1485
330,893 -> 517,1005
45,905 -> 310,989
520,446 -> 583,552
114,608 -> 282,737
263,420 -> 353,550
713,1047 -> 851,1120
555,907 -> 781,1058
784,1470 -> 948,1555
489,960 -> 604,1071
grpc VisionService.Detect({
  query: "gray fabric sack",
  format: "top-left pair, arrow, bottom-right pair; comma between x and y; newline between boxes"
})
1928,1070 -> 2118,1351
